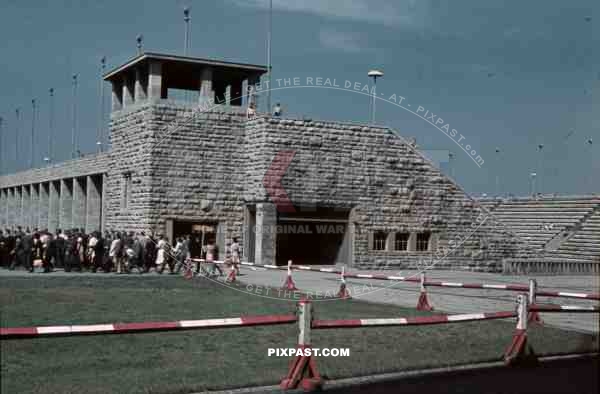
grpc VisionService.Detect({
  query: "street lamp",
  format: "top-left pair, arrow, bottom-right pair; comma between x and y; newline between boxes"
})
536,144 -> 544,195
368,69 -> 383,124
529,172 -> 537,196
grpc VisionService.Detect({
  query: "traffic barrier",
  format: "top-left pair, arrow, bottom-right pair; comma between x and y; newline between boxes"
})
2,294 -> 597,392
0,314 -> 298,339
280,299 -> 323,391
528,279 -> 543,325
416,272 -> 434,311
282,260 -> 298,291
226,264 -> 237,283
289,264 -> 599,301
312,311 -> 516,329
529,304 -> 600,313
504,295 -> 537,365
336,266 -> 351,299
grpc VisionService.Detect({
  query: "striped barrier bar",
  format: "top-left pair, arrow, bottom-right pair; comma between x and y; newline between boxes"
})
312,311 -> 516,329
0,314 -> 297,339
192,258 -> 600,301
422,281 -> 600,300
529,304 -> 600,313
534,290 -> 600,300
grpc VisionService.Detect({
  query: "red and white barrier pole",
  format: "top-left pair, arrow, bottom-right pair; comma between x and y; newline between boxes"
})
416,272 -> 434,311
282,260 -> 298,291
183,258 -> 194,280
528,279 -> 543,325
337,266 -> 351,299
0,314 -> 298,339
280,299 -> 322,391
504,294 -> 537,365
529,304 -> 600,313
226,259 -> 237,283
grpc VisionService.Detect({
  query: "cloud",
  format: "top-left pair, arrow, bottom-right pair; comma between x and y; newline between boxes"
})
228,0 -> 429,28
318,28 -> 364,52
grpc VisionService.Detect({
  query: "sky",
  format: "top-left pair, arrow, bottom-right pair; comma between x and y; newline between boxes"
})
0,0 -> 597,196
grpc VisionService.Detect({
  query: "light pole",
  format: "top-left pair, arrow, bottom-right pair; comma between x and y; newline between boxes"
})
529,172 -> 537,197
30,99 -> 36,169
46,88 -> 54,164
15,108 -> 20,172
266,0 -> 273,113
536,143 -> 544,195
448,151 -> 455,179
495,147 -> 501,197
71,74 -> 78,159
136,34 -> 143,55
183,7 -> 191,55
98,57 -> 106,153
368,70 -> 383,124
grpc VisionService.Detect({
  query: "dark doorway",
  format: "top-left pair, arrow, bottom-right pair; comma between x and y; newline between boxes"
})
275,207 -> 351,266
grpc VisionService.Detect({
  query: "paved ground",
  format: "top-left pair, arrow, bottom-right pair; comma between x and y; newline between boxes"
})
1,266 -> 598,333
236,266 -> 600,334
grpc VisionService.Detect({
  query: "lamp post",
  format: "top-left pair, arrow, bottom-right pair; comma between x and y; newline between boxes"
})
15,108 -> 20,172
495,147 -> 501,197
183,7 -> 191,55
368,70 -> 383,124
266,0 -> 273,113
71,74 -> 78,159
98,57 -> 106,153
30,99 -> 36,169
45,88 -> 54,164
536,143 -> 544,195
136,34 -> 143,55
529,172 -> 537,197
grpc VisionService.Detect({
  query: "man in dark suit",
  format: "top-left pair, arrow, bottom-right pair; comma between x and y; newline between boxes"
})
21,230 -> 34,272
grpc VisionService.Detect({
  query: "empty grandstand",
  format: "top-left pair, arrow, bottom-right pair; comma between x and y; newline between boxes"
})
481,195 -> 600,274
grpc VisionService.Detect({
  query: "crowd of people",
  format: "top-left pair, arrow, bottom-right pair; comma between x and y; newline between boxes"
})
0,226 -> 241,277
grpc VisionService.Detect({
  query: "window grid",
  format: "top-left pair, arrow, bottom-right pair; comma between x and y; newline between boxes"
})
394,232 -> 410,251
373,232 -> 387,251
416,232 -> 431,252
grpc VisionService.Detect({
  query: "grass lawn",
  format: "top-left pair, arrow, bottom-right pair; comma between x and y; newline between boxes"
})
1,275 -> 598,394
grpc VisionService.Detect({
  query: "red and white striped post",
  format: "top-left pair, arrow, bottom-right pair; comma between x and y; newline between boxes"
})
282,260 -> 298,291
280,299 -> 322,391
504,294 -> 537,365
416,272 -> 434,311
337,266 -> 351,299
183,258 -> 193,280
226,258 -> 237,283
528,279 -> 543,325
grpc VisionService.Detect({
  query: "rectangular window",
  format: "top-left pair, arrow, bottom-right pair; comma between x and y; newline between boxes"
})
373,231 -> 387,251
394,232 -> 410,251
416,232 -> 431,252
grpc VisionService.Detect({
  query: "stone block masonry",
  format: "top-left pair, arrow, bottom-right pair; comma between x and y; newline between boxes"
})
0,101 -> 537,272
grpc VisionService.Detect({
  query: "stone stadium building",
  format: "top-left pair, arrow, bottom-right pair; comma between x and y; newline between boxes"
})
1,52 -> 598,273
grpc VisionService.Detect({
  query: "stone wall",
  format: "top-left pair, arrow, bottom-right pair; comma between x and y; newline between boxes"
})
249,117 -> 536,271
0,102 -> 538,271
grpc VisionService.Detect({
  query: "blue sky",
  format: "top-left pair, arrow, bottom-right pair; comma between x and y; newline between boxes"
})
0,0 -> 597,195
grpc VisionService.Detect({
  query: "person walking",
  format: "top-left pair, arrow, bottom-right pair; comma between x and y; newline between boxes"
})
110,232 -> 124,274
230,237 -> 241,276
204,236 -> 222,277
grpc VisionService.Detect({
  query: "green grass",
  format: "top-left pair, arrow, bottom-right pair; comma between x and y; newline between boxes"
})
1,275 -> 598,394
